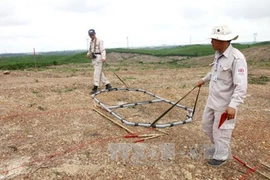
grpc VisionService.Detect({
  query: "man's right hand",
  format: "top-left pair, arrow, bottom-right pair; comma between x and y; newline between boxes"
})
86,52 -> 91,59
197,80 -> 205,87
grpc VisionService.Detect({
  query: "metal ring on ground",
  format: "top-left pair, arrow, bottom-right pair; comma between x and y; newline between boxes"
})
91,88 -> 194,128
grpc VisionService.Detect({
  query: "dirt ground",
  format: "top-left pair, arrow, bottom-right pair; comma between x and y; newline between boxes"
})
0,55 -> 270,180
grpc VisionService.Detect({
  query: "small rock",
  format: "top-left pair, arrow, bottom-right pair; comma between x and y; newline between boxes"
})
3,70 -> 11,75
178,150 -> 186,155
38,106 -> 45,111
189,149 -> 199,159
27,135 -> 33,138
89,132 -> 98,137
7,146 -> 18,152
187,164 -> 195,169
183,170 -> 192,180
119,175 -> 124,179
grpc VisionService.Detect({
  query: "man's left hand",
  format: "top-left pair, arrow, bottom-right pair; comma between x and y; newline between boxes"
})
226,106 -> 236,120
102,59 -> 106,62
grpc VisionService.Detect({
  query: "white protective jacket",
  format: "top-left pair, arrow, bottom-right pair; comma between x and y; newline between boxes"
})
202,44 -> 248,111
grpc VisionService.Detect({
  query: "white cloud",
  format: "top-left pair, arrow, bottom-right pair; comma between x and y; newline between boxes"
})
220,0 -> 270,19
0,0 -> 270,53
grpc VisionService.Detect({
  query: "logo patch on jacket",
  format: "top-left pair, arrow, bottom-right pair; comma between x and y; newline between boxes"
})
237,67 -> 245,76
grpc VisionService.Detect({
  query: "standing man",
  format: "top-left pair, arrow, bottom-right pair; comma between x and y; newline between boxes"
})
197,25 -> 248,166
87,29 -> 112,94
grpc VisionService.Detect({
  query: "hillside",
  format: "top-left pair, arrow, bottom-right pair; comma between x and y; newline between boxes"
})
0,43 -> 269,70
106,44 -> 270,68
175,44 -> 270,68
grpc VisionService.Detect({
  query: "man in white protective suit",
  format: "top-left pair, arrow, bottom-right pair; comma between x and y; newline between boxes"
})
87,29 -> 112,94
197,25 -> 248,167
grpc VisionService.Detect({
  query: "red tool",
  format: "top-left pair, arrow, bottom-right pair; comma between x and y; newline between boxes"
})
134,139 -> 145,143
233,155 -> 270,179
233,155 -> 255,171
218,112 -> 228,129
124,134 -> 138,138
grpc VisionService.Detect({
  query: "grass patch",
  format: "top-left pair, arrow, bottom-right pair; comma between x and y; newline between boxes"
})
64,87 -> 76,92
124,76 -> 136,80
0,52 -> 89,70
248,74 -> 270,85
32,90 -> 39,94
108,44 -> 215,57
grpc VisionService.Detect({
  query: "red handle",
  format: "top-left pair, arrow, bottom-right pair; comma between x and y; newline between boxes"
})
233,155 -> 247,166
124,134 -> 138,138
134,139 -> 144,143
233,156 -> 256,172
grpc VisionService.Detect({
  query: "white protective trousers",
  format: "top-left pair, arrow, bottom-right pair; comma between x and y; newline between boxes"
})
92,55 -> 109,87
202,106 -> 236,160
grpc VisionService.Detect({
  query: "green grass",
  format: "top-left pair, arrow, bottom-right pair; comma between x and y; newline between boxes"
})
107,44 -> 215,57
248,75 -> 270,85
0,52 -> 88,70
123,76 -> 136,80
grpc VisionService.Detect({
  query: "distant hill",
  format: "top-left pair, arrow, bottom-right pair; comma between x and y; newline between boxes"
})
0,41 -> 269,70
0,50 -> 85,57
168,44 -> 270,68
106,43 -> 270,68
1,41 -> 269,58
107,41 -> 270,57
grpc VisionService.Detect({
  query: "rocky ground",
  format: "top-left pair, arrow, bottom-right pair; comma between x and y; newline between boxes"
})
0,52 -> 269,180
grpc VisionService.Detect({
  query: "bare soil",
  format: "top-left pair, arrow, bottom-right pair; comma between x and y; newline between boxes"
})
0,50 -> 269,180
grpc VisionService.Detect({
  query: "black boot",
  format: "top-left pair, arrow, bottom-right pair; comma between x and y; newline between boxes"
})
91,86 -> 98,94
207,159 -> 227,167
105,83 -> 112,90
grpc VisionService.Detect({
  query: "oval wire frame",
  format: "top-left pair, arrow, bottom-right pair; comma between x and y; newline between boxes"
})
91,88 -> 194,128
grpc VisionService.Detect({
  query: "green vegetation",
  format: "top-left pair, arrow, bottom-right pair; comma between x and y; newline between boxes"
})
248,75 -> 270,85
108,44 -> 215,57
0,41 -> 269,70
123,76 -> 137,80
0,53 -> 88,70
107,42 -> 269,57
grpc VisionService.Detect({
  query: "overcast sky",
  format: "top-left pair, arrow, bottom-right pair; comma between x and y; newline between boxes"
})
1,0 -> 270,53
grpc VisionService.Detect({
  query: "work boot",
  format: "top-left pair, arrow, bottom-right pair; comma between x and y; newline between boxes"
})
207,159 -> 227,167
91,86 -> 98,94
105,83 -> 112,90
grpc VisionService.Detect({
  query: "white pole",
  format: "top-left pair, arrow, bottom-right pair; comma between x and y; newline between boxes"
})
33,48 -> 37,71
253,33 -> 257,43
126,37 -> 129,48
